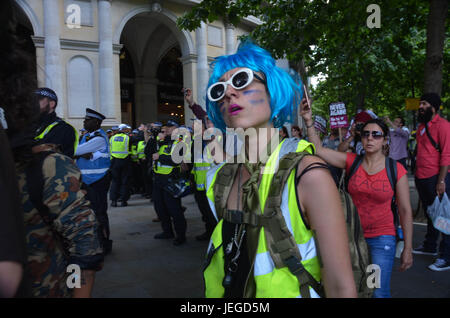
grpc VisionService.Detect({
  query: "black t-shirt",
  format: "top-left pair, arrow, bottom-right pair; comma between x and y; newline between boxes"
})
222,221 -> 251,298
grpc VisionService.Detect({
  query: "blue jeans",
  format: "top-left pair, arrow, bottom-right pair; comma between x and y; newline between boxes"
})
366,235 -> 397,298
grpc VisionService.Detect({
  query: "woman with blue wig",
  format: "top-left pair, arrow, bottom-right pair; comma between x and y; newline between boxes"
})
203,42 -> 357,298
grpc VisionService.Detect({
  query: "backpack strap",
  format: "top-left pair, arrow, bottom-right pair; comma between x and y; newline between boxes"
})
345,155 -> 364,191
425,123 -> 441,153
385,157 -> 400,229
262,152 -> 325,298
213,163 -> 240,220
25,151 -> 55,225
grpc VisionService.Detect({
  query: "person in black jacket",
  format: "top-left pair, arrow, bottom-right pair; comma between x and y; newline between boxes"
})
34,87 -> 78,158
152,120 -> 187,246
143,122 -> 162,201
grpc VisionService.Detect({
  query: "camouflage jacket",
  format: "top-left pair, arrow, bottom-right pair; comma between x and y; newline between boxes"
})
17,153 -> 104,297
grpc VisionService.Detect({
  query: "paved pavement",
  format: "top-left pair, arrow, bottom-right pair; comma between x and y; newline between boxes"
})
92,174 -> 450,298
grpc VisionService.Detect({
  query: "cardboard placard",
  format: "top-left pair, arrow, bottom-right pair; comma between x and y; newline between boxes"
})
329,102 -> 349,129
314,115 -> 327,134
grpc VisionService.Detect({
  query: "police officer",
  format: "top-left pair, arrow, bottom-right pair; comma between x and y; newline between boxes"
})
111,126 -> 119,136
109,124 -> 132,207
136,135 -> 148,197
191,118 -> 217,241
153,119 -> 187,246
130,129 -> 140,194
34,87 -> 78,158
144,122 -> 162,201
74,108 -> 113,255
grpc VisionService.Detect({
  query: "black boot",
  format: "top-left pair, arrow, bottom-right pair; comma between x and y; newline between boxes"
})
154,232 -> 174,239
173,237 -> 186,246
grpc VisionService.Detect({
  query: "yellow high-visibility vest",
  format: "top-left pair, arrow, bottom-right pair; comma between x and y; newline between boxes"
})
110,133 -> 130,159
35,120 -> 79,155
203,138 -> 321,298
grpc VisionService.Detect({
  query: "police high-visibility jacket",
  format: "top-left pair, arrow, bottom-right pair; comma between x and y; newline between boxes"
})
35,118 -> 79,155
131,143 -> 138,162
137,140 -> 146,160
192,140 -> 213,191
110,133 -> 130,159
203,138 -> 322,298
153,139 -> 181,175
76,129 -> 111,185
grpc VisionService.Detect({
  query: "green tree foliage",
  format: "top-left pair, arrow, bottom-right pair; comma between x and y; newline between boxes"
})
177,0 -> 449,123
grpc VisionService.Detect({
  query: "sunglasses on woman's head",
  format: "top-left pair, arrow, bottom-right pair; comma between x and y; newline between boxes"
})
207,68 -> 266,102
361,130 -> 385,139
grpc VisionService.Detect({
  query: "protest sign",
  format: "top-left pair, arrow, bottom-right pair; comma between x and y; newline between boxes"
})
329,102 -> 349,129
314,115 -> 327,134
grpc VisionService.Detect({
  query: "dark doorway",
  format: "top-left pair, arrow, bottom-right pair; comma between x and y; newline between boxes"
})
156,47 -> 184,124
119,46 -> 136,126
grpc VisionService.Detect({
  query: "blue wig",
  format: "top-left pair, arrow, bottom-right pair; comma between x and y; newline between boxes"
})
205,41 -> 303,132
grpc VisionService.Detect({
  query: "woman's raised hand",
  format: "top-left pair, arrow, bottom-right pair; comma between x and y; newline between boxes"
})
183,88 -> 194,106
300,97 -> 312,123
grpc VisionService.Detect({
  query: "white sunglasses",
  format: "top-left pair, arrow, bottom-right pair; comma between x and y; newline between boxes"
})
207,68 -> 266,102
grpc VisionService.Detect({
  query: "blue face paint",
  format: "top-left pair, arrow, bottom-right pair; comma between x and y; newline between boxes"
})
243,89 -> 263,96
249,99 -> 265,105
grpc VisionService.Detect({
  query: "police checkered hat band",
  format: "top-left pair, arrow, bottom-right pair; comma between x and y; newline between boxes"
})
153,122 -> 163,127
35,87 -> 58,102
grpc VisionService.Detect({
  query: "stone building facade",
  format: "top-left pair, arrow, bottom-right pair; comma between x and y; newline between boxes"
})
15,0 -> 260,129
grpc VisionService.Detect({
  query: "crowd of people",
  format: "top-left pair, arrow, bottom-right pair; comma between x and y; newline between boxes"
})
1,0 -> 449,299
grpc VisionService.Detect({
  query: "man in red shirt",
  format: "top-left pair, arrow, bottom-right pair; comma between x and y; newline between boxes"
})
413,93 -> 450,271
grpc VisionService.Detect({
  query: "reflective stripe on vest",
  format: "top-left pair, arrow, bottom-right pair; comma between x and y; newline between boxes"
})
110,134 -> 129,159
137,141 -> 146,159
76,129 -> 111,185
204,137 -> 320,298
193,143 -> 213,191
131,144 -> 138,162
35,120 -> 79,154
153,141 -> 180,175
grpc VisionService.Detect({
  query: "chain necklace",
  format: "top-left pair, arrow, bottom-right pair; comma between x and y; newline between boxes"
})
224,164 -> 246,272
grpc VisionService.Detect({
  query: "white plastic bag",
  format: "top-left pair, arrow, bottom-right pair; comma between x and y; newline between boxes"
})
427,193 -> 450,235
427,196 -> 441,220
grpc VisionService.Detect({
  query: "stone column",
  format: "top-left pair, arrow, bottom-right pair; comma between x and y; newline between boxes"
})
98,0 -> 114,117
180,55 -> 197,123
196,22 -> 209,108
43,0 -> 64,116
225,23 -> 236,55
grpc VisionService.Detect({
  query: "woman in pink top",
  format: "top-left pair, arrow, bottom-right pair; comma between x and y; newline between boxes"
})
301,99 -> 413,297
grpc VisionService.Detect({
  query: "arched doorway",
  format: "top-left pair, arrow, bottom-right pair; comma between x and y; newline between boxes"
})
117,8 -> 195,128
